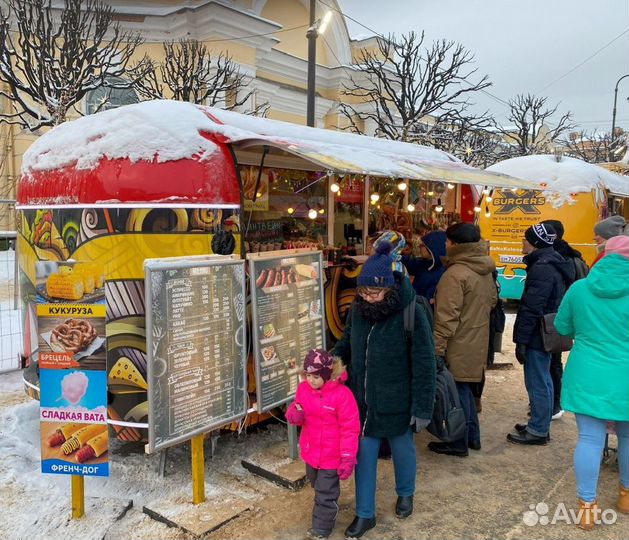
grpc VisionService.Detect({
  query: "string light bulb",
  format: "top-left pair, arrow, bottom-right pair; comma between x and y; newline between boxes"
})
486,195 -> 493,203
435,198 -> 444,213
482,187 -> 490,195
308,208 -> 318,220
397,181 -> 407,191
474,205 -> 482,213
318,208 -> 325,214
330,182 -> 340,193
447,183 -> 455,190
485,206 -> 491,218
427,191 -> 434,197
287,207 -> 295,215
407,203 -> 415,212
370,193 -> 380,202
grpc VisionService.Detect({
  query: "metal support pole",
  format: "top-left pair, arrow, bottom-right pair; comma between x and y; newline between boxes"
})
191,435 -> 205,504
611,74 -> 629,161
71,475 -> 84,519
306,0 -> 317,128
288,424 -> 299,460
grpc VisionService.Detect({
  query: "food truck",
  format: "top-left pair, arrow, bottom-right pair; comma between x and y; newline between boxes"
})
16,100 -> 533,441
478,154 -> 629,299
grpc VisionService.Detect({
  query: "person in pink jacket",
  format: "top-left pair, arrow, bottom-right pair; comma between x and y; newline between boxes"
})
286,349 -> 361,540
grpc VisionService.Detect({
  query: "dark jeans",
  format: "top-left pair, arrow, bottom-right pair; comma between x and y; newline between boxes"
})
524,348 -> 553,437
306,465 -> 340,532
470,372 -> 486,400
550,352 -> 563,413
454,382 -> 481,449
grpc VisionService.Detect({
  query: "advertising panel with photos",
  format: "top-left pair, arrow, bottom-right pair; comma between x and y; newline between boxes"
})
249,250 -> 326,412
36,260 -> 109,477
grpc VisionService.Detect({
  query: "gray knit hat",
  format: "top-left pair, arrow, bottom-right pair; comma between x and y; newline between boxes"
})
594,216 -> 627,240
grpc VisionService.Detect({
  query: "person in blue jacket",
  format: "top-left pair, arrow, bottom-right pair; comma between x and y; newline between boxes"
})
507,223 -> 575,445
401,230 -> 447,303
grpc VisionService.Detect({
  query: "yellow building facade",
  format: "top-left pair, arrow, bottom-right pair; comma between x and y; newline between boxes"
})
0,0 -> 378,230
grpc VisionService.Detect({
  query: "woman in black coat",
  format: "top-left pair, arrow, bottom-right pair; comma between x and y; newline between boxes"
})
333,242 -> 436,539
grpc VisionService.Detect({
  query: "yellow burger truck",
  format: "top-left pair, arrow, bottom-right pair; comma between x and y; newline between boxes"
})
479,155 -> 629,299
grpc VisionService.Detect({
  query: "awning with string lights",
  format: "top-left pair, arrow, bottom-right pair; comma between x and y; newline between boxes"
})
202,106 -> 540,189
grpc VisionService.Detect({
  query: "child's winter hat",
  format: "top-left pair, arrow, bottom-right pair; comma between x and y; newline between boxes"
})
357,241 -> 395,288
303,349 -> 335,381
525,223 -> 557,248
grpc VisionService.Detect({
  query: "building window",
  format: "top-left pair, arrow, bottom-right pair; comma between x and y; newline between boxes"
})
85,77 -> 139,115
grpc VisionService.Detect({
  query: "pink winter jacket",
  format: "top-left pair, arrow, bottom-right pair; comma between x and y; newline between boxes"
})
286,371 -> 360,470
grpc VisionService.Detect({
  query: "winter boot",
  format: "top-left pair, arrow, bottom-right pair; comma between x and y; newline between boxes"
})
617,485 -> 629,514
577,499 -> 598,530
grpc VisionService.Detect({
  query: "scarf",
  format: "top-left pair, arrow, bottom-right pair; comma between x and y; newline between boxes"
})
355,286 -> 402,323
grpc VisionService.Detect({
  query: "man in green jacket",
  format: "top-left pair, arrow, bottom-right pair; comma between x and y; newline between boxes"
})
333,241 -> 436,539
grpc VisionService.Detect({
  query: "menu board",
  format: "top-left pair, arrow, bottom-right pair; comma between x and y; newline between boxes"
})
249,250 -> 326,412
145,255 -> 247,453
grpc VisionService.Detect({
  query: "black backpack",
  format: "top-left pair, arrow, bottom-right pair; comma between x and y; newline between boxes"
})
404,297 -> 467,443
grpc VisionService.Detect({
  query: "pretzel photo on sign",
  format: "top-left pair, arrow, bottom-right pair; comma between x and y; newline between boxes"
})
51,318 -> 97,354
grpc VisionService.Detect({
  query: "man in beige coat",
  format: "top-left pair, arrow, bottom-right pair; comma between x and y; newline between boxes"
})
429,223 -> 497,457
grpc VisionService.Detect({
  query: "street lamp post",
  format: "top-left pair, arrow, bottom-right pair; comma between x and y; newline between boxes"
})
611,73 -> 629,161
306,2 -> 332,128
306,0 -> 317,127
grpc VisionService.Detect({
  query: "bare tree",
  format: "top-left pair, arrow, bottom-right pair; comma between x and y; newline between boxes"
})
339,31 -> 492,142
494,93 -> 574,156
563,130 -> 617,163
412,112 -> 506,167
0,0 -> 147,130
132,39 -> 268,115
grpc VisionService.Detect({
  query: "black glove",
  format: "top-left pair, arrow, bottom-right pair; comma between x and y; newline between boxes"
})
515,343 -> 527,365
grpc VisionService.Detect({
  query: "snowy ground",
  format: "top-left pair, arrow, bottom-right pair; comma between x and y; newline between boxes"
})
0,312 -> 627,540
0,249 -> 21,372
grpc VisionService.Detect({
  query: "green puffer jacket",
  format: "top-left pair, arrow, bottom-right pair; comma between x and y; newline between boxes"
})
332,273 -> 437,438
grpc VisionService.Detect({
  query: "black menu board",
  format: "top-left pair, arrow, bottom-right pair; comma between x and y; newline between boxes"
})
144,255 -> 247,453
249,250 -> 326,412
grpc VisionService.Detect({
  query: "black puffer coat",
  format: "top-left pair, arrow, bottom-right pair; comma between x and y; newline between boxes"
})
332,273 -> 436,438
514,247 -> 576,350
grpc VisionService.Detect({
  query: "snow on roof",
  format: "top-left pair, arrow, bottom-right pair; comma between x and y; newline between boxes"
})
203,106 -> 455,163
487,154 -> 629,202
21,100 -> 535,189
22,100 -> 220,177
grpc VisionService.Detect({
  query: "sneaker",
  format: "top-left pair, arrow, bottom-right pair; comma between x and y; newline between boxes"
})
552,409 -> 564,420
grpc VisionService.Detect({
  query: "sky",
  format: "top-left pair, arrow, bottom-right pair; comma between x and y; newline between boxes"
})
336,0 -> 629,135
